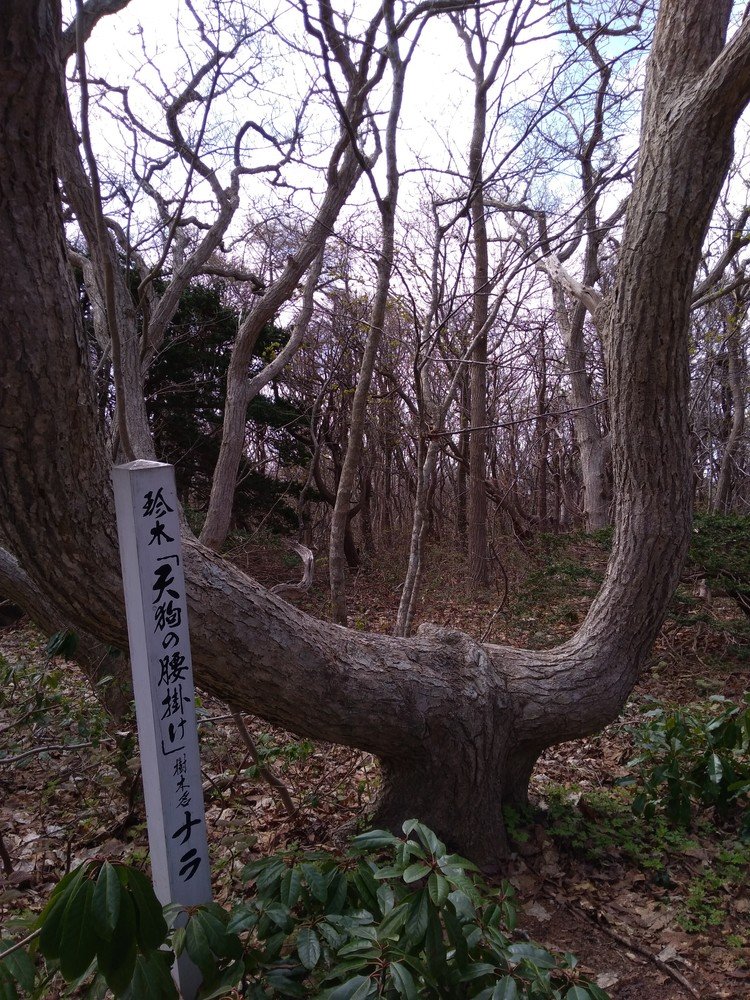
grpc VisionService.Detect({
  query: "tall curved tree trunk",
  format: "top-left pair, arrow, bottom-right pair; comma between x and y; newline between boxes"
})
3,0 -> 750,867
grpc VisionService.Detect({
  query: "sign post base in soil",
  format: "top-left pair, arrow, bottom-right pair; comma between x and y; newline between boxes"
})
112,460 -> 212,999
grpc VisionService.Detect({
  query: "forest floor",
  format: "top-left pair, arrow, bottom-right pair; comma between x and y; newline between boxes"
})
1,530 -> 749,999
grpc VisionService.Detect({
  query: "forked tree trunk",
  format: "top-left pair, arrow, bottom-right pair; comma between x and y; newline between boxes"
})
2,0 -> 750,866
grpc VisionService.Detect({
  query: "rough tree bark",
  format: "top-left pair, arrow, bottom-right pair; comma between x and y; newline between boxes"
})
3,0 -> 750,866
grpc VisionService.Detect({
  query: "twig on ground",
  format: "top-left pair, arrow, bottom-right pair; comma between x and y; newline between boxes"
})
231,711 -> 297,818
567,902 -> 701,998
1,740 -> 109,765
0,928 -> 41,963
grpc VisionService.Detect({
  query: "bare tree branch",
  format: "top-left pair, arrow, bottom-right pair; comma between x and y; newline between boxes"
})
61,0 -> 132,61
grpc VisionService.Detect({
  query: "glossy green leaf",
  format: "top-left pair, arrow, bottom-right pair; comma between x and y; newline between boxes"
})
46,629 -> 78,659
442,902 -> 469,970
440,866 -> 480,901
37,892 -> 68,959
376,883 -> 394,915
185,913 -> 215,979
198,959 -> 244,999
404,889 -> 429,945
280,866 -> 302,909
351,830 -> 400,850
492,977 -> 519,999
163,902 -> 187,929
377,901 -> 409,941
507,941 -> 557,968
252,858 -> 287,895
119,951 -> 177,1000
261,966 -> 307,996
565,986 -> 593,1000
38,864 -> 89,959
336,940 -> 379,960
427,872 -> 449,907
297,926 -> 321,970
390,960 -> 417,999
327,871 -> 349,914
96,889 -> 138,995
631,793 -> 647,816
301,863 -> 329,903
371,865 -> 406,880
59,878 -> 97,981
352,866 -> 379,911
192,909 -> 235,960
261,900 -> 293,931
707,753 -> 724,784
459,962 -> 498,981
0,965 -> 19,1000
448,890 -> 474,922
424,904 -> 448,981
171,926 -> 186,957
324,957 -> 377,980
226,904 -> 258,935
402,863 -> 431,884
0,945 -> 35,992
327,976 -> 375,1000
91,862 -> 121,941
416,823 -> 445,856
124,868 -> 168,952
318,920 -> 346,950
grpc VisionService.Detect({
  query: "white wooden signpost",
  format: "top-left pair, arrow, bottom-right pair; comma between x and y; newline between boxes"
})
112,460 -> 212,999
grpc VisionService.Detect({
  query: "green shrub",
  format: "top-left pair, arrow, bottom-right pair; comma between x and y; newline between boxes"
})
0,822 -> 608,999
619,696 -> 750,831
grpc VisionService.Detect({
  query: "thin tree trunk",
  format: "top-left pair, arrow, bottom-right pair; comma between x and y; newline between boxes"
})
456,374 -> 469,541
329,6 -> 405,624
466,93 -> 490,587
535,329 -> 549,527
713,303 -> 746,512
550,287 -> 610,531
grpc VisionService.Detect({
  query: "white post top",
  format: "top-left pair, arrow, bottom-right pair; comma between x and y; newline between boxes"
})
118,459 -> 172,471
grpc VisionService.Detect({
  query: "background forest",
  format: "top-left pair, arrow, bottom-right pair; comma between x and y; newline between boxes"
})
2,0 -> 750,997
51,0 -> 750,593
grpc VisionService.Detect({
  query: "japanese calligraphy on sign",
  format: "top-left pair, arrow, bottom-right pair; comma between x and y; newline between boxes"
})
112,461 -> 212,999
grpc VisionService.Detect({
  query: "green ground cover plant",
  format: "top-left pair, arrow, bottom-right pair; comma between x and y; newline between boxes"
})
619,696 -> 750,832
511,776 -> 750,938
0,822 -> 607,1000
